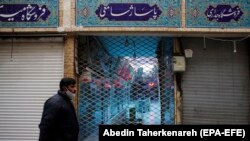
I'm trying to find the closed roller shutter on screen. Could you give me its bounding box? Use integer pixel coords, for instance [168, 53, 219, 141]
[182, 38, 250, 124]
[0, 38, 64, 141]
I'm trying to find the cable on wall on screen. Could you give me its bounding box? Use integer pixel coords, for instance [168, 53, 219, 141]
[203, 35, 206, 50]
[11, 37, 14, 61]
[203, 35, 250, 53]
[233, 41, 237, 53]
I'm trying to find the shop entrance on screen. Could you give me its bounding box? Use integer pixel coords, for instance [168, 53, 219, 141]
[77, 36, 174, 140]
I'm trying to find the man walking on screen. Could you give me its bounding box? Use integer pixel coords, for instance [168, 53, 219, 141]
[39, 77, 79, 141]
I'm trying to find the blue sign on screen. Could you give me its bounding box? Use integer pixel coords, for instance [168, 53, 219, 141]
[0, 0, 58, 28]
[76, 0, 181, 27]
[0, 4, 50, 22]
[186, 0, 250, 28]
[205, 5, 243, 22]
[95, 3, 162, 21]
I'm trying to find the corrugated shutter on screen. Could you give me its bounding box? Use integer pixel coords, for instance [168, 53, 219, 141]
[0, 38, 64, 141]
[182, 38, 250, 124]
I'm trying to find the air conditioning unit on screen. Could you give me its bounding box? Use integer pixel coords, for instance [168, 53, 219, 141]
[173, 56, 186, 72]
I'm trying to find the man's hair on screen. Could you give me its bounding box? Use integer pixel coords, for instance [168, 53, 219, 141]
[59, 77, 76, 91]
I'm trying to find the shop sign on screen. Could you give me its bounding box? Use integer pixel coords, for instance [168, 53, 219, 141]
[95, 3, 161, 21]
[76, 0, 181, 27]
[205, 5, 243, 22]
[0, 0, 58, 27]
[0, 4, 50, 22]
[186, 0, 250, 28]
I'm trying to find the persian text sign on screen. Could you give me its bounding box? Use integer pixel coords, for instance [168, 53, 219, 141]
[95, 3, 162, 21]
[76, 0, 181, 27]
[205, 5, 243, 22]
[0, 4, 50, 22]
[0, 0, 58, 27]
[186, 0, 250, 28]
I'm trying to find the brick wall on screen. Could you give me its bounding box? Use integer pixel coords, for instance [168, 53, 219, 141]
[64, 35, 75, 77]
[64, 35, 78, 108]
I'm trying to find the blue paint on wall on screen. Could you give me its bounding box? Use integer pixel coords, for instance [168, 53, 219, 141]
[186, 0, 250, 28]
[76, 0, 181, 27]
[0, 0, 58, 27]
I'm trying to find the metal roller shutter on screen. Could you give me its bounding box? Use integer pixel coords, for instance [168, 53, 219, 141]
[0, 38, 64, 141]
[182, 38, 250, 124]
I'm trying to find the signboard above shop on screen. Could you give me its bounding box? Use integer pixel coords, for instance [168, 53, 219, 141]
[95, 3, 162, 21]
[0, 0, 58, 27]
[0, 4, 51, 22]
[186, 0, 250, 28]
[76, 0, 181, 27]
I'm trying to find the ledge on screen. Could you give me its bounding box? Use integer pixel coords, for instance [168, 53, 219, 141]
[0, 27, 250, 37]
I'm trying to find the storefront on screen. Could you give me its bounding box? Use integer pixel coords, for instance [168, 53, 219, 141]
[77, 36, 175, 140]
[181, 37, 250, 124]
[0, 37, 64, 140]
[0, 0, 250, 141]
[0, 1, 67, 140]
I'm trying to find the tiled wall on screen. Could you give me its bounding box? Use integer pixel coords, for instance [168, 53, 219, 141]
[1, 0, 250, 31]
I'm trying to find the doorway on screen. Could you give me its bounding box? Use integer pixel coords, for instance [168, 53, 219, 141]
[77, 36, 174, 140]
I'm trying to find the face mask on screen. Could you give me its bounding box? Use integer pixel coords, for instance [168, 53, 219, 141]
[65, 88, 75, 100]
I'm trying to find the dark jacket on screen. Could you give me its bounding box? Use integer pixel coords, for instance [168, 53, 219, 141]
[39, 91, 79, 141]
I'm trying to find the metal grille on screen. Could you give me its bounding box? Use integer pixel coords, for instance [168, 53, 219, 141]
[77, 36, 174, 141]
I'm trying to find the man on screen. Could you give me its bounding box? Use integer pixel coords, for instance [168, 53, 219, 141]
[39, 77, 79, 141]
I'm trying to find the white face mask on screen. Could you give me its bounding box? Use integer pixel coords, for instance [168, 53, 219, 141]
[65, 88, 75, 100]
